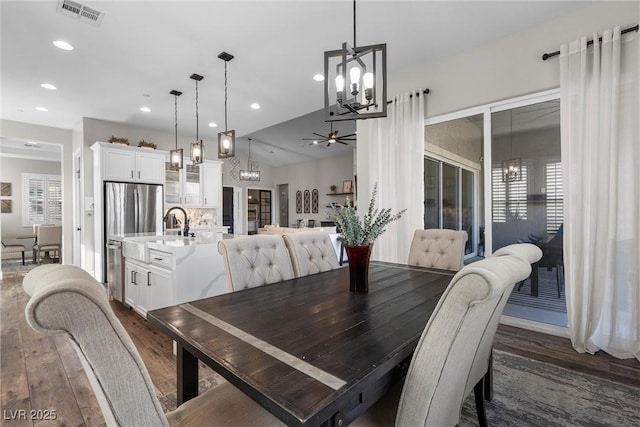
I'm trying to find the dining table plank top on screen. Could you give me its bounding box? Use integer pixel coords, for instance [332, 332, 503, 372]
[148, 261, 454, 426]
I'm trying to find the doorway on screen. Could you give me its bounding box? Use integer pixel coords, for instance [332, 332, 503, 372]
[247, 189, 272, 234]
[277, 184, 288, 228]
[222, 186, 234, 234]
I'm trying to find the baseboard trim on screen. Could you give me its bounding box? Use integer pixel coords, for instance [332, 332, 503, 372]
[500, 315, 570, 338]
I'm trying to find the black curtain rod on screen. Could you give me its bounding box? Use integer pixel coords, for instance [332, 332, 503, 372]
[387, 89, 430, 104]
[542, 24, 639, 61]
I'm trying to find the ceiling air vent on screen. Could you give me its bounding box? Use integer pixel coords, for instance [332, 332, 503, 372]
[57, 0, 104, 26]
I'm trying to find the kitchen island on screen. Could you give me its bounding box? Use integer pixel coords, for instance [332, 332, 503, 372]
[117, 229, 231, 318]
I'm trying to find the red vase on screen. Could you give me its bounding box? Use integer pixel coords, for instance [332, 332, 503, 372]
[345, 244, 373, 293]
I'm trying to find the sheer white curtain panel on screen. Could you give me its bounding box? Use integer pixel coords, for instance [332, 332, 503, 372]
[361, 91, 425, 263]
[560, 25, 639, 360]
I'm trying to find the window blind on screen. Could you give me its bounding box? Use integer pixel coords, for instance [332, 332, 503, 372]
[545, 162, 563, 233]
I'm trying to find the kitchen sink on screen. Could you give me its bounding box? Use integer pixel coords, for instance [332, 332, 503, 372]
[122, 235, 181, 262]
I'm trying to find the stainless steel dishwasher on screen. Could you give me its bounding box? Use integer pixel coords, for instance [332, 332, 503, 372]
[106, 239, 124, 303]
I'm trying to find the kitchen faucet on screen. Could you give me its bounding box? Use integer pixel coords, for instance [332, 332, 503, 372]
[163, 206, 190, 236]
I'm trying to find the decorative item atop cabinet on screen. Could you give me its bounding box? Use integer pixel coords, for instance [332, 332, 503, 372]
[137, 140, 157, 149]
[108, 136, 129, 146]
[330, 185, 337, 194]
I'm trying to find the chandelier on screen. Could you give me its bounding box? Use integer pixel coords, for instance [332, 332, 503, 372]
[168, 89, 183, 170]
[239, 138, 260, 181]
[324, 0, 387, 121]
[217, 51, 236, 159]
[190, 73, 204, 164]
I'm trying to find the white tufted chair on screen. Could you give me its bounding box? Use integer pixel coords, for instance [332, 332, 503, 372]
[407, 229, 468, 271]
[352, 252, 536, 427]
[217, 234, 295, 292]
[282, 230, 340, 278]
[23, 265, 285, 427]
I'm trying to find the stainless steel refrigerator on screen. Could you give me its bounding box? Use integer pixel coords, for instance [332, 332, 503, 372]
[104, 182, 163, 302]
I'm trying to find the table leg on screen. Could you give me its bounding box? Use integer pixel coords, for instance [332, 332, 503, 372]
[177, 343, 199, 405]
[530, 261, 539, 297]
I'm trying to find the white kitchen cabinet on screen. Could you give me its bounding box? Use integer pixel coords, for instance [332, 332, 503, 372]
[97, 143, 165, 184]
[202, 161, 222, 207]
[125, 258, 172, 317]
[165, 159, 222, 208]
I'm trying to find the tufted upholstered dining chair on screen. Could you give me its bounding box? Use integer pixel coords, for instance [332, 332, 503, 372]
[217, 234, 295, 292]
[407, 229, 468, 271]
[282, 230, 340, 278]
[23, 264, 285, 427]
[351, 250, 537, 427]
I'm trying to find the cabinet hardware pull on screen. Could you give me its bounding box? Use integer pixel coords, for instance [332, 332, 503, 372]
[147, 271, 152, 286]
[132, 271, 137, 285]
[205, 198, 207, 204]
[138, 171, 141, 179]
[131, 170, 134, 178]
[153, 257, 164, 261]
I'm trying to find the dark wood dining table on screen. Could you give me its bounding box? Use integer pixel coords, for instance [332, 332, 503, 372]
[148, 261, 454, 427]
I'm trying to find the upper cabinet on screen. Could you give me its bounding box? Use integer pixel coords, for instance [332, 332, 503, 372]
[201, 162, 221, 208]
[165, 160, 202, 206]
[165, 158, 222, 208]
[92, 142, 165, 184]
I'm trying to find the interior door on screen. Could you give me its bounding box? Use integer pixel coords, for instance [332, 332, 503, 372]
[222, 187, 234, 233]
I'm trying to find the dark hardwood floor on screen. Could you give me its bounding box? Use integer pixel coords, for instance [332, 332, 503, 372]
[1, 271, 638, 426]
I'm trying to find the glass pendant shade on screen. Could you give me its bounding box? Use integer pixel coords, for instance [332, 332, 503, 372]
[169, 148, 183, 171]
[218, 130, 235, 158]
[191, 140, 204, 164]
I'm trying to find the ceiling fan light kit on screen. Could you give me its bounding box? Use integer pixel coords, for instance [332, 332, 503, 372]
[218, 51, 236, 159]
[324, 0, 387, 122]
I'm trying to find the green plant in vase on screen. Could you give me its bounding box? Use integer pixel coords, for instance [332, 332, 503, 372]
[332, 183, 406, 293]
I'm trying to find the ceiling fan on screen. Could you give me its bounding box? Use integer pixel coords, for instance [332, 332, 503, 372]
[303, 122, 356, 147]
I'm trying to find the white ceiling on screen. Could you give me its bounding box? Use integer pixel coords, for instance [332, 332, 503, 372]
[1, 1, 588, 165]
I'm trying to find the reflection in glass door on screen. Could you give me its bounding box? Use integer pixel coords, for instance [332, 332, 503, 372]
[424, 157, 477, 257]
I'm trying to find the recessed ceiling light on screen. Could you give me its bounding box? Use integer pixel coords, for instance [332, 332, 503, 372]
[41, 83, 57, 90]
[313, 74, 325, 82]
[35, 106, 48, 112]
[53, 40, 74, 51]
[140, 106, 151, 113]
[208, 122, 218, 128]
[250, 103, 261, 110]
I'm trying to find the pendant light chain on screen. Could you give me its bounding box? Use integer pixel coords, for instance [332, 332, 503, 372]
[195, 80, 199, 141]
[224, 60, 228, 132]
[174, 94, 178, 149]
[353, 0, 357, 48]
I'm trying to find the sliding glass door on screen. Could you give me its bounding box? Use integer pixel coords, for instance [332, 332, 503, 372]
[424, 157, 478, 257]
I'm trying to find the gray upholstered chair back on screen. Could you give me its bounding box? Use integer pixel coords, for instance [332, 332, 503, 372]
[464, 243, 543, 399]
[407, 229, 468, 271]
[36, 224, 62, 246]
[282, 230, 340, 278]
[23, 265, 169, 427]
[217, 234, 295, 292]
[395, 254, 532, 426]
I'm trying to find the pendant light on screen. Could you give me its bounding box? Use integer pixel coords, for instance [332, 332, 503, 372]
[239, 138, 260, 181]
[502, 110, 522, 182]
[218, 51, 236, 159]
[169, 89, 183, 170]
[190, 73, 204, 164]
[324, 0, 387, 121]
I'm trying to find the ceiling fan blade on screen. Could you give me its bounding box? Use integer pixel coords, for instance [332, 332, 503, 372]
[337, 141, 349, 145]
[339, 133, 357, 138]
[326, 142, 332, 147]
[338, 138, 356, 141]
[312, 132, 327, 138]
[302, 138, 322, 141]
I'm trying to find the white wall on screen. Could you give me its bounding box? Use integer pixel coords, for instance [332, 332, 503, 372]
[273, 150, 354, 226]
[357, 1, 638, 261]
[0, 119, 73, 265]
